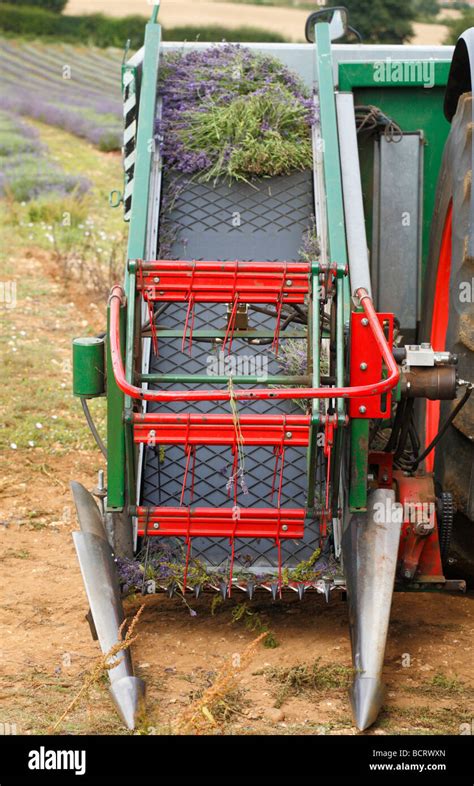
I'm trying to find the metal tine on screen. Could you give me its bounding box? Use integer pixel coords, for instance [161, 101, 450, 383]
[246, 581, 255, 600]
[298, 583, 306, 601]
[323, 578, 331, 604]
[219, 581, 228, 600]
[194, 584, 202, 599]
[271, 582, 279, 601]
[167, 582, 176, 598]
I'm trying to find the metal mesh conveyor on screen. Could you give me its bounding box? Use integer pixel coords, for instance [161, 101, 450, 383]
[139, 170, 321, 571]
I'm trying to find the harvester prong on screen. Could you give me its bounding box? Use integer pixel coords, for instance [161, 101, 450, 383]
[323, 578, 331, 604]
[194, 584, 202, 599]
[342, 488, 401, 731]
[297, 583, 305, 601]
[71, 482, 145, 731]
[271, 582, 279, 601]
[247, 581, 255, 600]
[167, 582, 176, 598]
[220, 581, 228, 600]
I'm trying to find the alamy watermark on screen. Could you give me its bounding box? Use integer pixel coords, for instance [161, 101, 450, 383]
[0, 280, 16, 309]
[206, 350, 269, 381]
[373, 58, 435, 89]
[374, 499, 435, 524]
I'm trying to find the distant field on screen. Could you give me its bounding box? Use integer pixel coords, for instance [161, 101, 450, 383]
[0, 39, 123, 151]
[66, 0, 451, 44]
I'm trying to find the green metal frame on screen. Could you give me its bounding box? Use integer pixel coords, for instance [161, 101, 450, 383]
[307, 23, 350, 510]
[107, 14, 162, 511]
[338, 60, 451, 286]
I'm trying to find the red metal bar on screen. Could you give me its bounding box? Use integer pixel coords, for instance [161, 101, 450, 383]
[133, 413, 310, 447]
[136, 506, 306, 538]
[137, 260, 309, 304]
[109, 285, 399, 402]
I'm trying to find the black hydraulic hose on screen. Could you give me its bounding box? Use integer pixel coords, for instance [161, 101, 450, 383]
[80, 398, 107, 459]
[411, 383, 473, 471]
[394, 399, 415, 463]
[384, 399, 406, 453]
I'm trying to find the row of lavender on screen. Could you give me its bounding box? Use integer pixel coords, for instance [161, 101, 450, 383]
[0, 38, 123, 202]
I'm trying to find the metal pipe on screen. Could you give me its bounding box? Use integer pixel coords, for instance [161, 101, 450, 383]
[336, 92, 372, 297]
[140, 374, 311, 385]
[109, 286, 398, 402]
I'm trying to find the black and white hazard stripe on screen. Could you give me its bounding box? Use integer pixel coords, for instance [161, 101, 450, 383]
[122, 67, 137, 222]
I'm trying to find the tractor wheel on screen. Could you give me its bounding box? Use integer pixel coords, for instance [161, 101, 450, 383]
[420, 92, 474, 581]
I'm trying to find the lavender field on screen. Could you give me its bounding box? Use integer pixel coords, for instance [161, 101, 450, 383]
[0, 109, 93, 202]
[0, 38, 123, 151]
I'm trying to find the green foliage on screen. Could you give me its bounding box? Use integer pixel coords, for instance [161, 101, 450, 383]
[412, 0, 440, 18]
[0, 4, 147, 49]
[0, 6, 288, 47]
[162, 25, 287, 43]
[177, 87, 312, 182]
[13, 0, 68, 12]
[444, 10, 474, 44]
[231, 602, 279, 648]
[341, 0, 415, 44]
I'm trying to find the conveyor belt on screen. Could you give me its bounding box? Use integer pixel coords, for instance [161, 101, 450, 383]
[140, 170, 321, 571]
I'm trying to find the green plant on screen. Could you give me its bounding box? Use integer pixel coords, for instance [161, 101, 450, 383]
[177, 88, 312, 183]
[340, 0, 415, 44]
[0, 5, 147, 49]
[444, 10, 474, 44]
[14, 0, 68, 12]
[162, 25, 287, 43]
[424, 673, 465, 694]
[231, 602, 279, 648]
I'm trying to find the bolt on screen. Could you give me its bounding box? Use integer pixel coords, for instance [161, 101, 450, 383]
[361, 318, 369, 326]
[149, 429, 156, 437]
[285, 279, 293, 286]
[382, 473, 388, 483]
[153, 522, 160, 530]
[285, 431, 292, 439]
[359, 405, 366, 414]
[359, 362, 368, 371]
[282, 524, 288, 532]
[153, 276, 160, 283]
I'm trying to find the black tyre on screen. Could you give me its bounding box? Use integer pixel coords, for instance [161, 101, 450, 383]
[420, 92, 474, 579]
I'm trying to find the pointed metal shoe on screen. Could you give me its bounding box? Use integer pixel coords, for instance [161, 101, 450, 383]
[297, 583, 305, 601]
[110, 676, 146, 731]
[247, 581, 255, 600]
[342, 488, 401, 731]
[71, 482, 146, 731]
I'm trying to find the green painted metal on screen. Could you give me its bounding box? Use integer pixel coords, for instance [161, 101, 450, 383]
[107, 303, 126, 511]
[349, 418, 369, 512]
[72, 337, 105, 398]
[146, 328, 314, 339]
[338, 60, 450, 92]
[315, 25, 349, 279]
[307, 23, 352, 507]
[125, 22, 161, 265]
[107, 17, 161, 509]
[140, 373, 311, 385]
[338, 60, 451, 287]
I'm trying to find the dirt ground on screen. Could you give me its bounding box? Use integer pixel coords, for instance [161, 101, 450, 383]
[66, 0, 452, 45]
[0, 245, 473, 736]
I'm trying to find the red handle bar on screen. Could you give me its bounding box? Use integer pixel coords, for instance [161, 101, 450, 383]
[109, 285, 399, 402]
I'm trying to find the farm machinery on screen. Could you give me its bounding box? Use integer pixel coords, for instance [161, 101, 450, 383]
[71, 7, 473, 731]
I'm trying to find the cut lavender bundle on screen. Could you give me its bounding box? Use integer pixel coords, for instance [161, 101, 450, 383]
[158, 45, 315, 182]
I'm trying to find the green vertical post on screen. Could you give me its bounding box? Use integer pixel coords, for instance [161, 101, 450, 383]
[106, 18, 161, 510]
[107, 301, 126, 510]
[349, 418, 369, 511]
